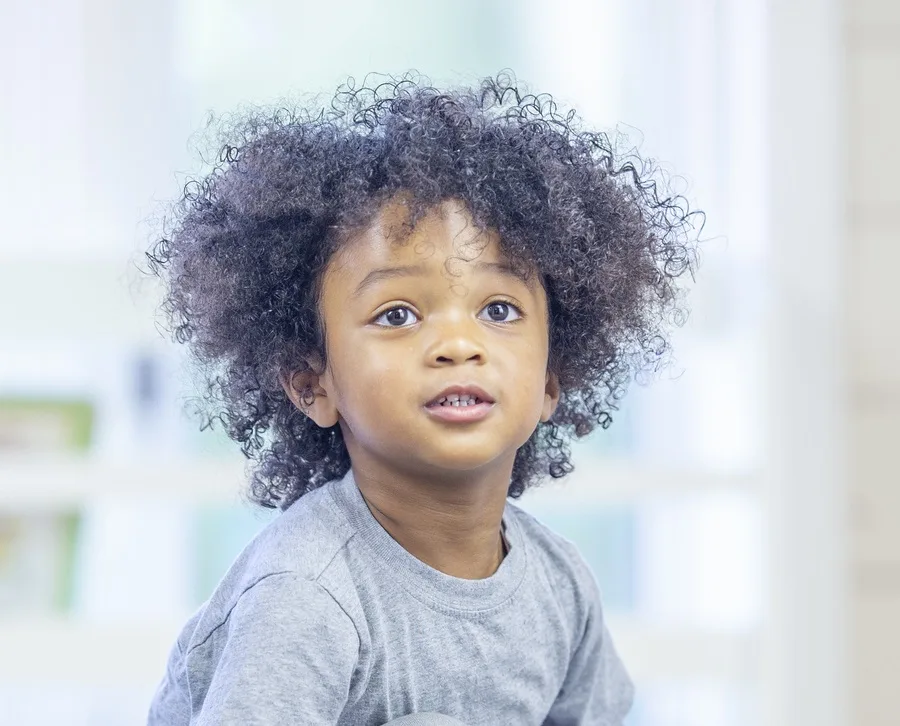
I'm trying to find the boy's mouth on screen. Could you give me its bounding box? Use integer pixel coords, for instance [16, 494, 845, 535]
[424, 385, 496, 423]
[424, 385, 495, 408]
[430, 393, 487, 407]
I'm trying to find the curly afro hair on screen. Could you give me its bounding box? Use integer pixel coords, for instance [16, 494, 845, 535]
[143, 70, 700, 511]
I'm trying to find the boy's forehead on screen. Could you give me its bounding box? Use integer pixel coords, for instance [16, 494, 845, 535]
[331, 198, 523, 279]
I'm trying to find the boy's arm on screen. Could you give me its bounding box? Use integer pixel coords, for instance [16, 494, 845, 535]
[192, 572, 359, 725]
[542, 568, 634, 725]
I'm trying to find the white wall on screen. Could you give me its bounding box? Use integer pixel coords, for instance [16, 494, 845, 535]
[845, 1, 900, 724]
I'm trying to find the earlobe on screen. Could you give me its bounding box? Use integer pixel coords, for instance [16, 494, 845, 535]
[540, 370, 561, 423]
[279, 366, 339, 428]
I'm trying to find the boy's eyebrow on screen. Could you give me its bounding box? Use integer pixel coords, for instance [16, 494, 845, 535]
[351, 261, 531, 299]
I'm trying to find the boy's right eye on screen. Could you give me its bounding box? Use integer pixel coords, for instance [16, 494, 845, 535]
[374, 306, 418, 328]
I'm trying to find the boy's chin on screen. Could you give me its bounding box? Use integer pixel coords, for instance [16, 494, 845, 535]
[407, 446, 518, 479]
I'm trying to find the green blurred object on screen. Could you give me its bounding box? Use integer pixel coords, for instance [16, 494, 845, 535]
[0, 397, 91, 614]
[0, 397, 94, 451]
[54, 512, 81, 611]
[0, 511, 81, 614]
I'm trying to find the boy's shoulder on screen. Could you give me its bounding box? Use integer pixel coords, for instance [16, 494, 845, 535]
[505, 499, 602, 613]
[195, 481, 353, 619]
[235, 480, 353, 585]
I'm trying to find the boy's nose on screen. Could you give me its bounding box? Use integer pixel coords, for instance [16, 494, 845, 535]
[430, 335, 486, 365]
[425, 318, 488, 366]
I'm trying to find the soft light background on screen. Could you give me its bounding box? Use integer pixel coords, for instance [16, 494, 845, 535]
[1, 0, 889, 724]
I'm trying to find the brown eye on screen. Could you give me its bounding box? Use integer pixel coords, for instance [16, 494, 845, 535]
[375, 306, 417, 328]
[480, 301, 522, 323]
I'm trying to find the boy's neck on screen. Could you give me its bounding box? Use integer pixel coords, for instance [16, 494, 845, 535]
[349, 459, 511, 580]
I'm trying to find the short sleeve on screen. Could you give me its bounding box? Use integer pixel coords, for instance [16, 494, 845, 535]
[542, 558, 634, 725]
[189, 572, 360, 725]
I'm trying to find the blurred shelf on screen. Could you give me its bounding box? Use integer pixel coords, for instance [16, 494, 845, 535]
[0, 614, 757, 685]
[0, 455, 756, 510]
[518, 459, 757, 507]
[0, 617, 183, 685]
[0, 259, 165, 345]
[0, 455, 249, 509]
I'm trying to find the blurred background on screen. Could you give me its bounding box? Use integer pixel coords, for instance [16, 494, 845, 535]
[0, 0, 890, 724]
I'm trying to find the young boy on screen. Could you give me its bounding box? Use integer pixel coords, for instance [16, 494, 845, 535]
[144, 71, 698, 725]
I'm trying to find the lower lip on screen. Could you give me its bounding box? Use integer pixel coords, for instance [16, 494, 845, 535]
[424, 401, 495, 422]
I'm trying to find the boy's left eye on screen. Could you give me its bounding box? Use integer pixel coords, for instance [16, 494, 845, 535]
[479, 302, 521, 323]
[373, 301, 523, 328]
[375, 307, 417, 328]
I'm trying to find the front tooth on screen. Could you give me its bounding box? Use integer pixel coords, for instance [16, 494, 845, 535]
[441, 393, 479, 407]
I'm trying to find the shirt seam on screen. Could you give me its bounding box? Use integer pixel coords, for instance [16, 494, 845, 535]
[312, 548, 369, 703]
[185, 569, 360, 656]
[186, 570, 295, 654]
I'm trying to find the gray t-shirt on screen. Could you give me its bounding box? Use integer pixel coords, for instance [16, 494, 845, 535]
[147, 469, 633, 725]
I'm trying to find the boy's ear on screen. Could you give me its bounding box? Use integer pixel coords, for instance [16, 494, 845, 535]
[279, 364, 339, 428]
[540, 369, 561, 423]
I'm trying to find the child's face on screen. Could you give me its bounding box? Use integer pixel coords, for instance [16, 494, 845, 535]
[290, 196, 560, 479]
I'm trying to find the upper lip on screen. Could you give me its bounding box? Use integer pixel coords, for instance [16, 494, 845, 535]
[425, 384, 495, 406]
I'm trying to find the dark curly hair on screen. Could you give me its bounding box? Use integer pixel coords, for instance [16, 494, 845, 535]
[142, 70, 701, 511]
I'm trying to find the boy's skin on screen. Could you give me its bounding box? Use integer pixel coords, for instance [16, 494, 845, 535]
[281, 196, 561, 581]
